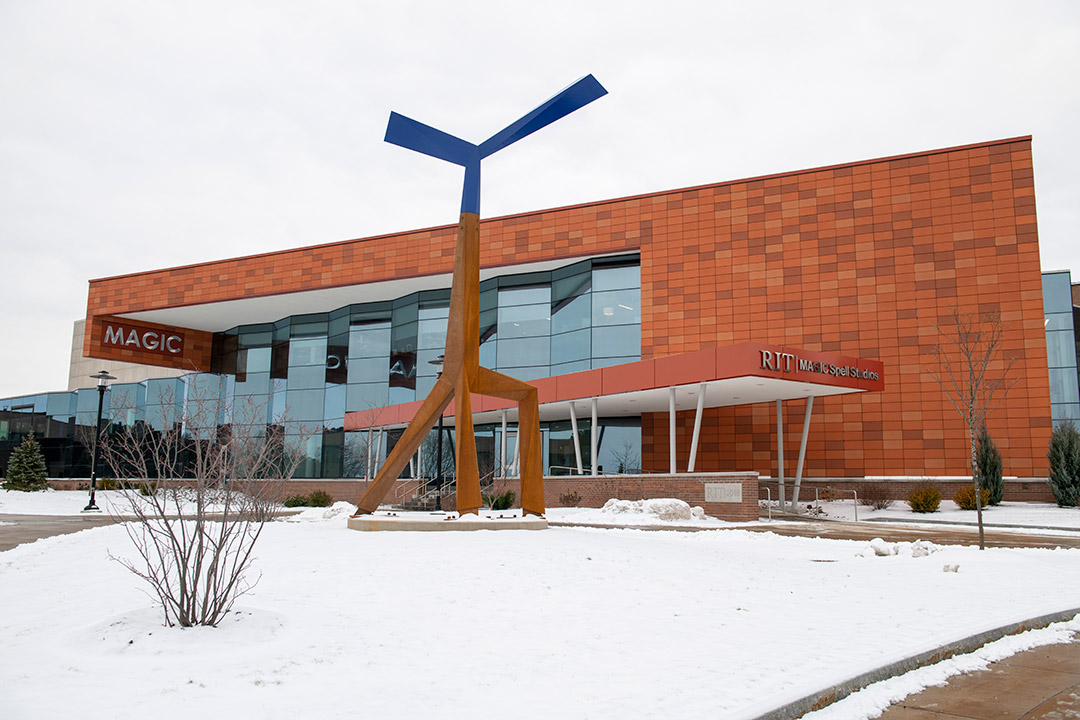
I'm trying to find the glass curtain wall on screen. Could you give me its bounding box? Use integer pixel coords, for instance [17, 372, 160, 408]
[1043, 271, 1080, 425]
[0, 255, 640, 479]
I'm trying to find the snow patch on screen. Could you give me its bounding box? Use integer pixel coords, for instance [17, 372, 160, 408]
[600, 497, 706, 521]
[285, 501, 357, 522]
[865, 538, 941, 558]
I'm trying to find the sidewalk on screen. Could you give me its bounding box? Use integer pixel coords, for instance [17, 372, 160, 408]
[876, 638, 1080, 719]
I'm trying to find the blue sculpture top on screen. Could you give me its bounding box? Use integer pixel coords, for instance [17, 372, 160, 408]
[384, 75, 608, 215]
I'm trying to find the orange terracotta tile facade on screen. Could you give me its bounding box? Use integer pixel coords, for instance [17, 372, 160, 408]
[84, 136, 1051, 480]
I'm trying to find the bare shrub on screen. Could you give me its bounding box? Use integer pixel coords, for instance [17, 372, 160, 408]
[103, 378, 310, 627]
[559, 490, 583, 507]
[856, 483, 894, 510]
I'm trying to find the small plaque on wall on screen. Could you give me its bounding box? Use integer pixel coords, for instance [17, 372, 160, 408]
[705, 483, 742, 503]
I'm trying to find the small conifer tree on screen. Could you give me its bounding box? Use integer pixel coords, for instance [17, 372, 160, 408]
[975, 424, 1003, 505]
[1047, 420, 1080, 507]
[3, 432, 49, 491]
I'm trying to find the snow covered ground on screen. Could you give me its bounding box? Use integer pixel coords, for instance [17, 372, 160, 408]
[1, 491, 1078, 719]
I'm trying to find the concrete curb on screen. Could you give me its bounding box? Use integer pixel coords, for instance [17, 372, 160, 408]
[748, 607, 1080, 720]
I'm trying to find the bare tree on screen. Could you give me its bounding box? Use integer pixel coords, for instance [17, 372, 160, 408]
[102, 378, 310, 627]
[610, 440, 640, 474]
[927, 309, 1018, 549]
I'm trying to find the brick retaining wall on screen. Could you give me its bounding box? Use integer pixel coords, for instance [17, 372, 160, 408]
[47, 474, 1058, 516]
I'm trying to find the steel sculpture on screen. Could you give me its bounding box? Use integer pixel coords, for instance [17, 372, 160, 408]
[353, 75, 607, 517]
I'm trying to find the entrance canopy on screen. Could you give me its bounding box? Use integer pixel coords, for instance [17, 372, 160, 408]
[345, 342, 884, 430]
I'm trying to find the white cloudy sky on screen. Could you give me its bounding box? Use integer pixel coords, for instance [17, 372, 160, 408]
[1, 0, 1078, 400]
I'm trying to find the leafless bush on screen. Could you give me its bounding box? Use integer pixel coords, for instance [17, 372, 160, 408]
[103, 379, 310, 627]
[856, 483, 894, 511]
[558, 490, 583, 507]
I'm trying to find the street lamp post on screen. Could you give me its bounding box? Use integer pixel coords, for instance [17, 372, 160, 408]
[82, 370, 116, 512]
[429, 355, 445, 512]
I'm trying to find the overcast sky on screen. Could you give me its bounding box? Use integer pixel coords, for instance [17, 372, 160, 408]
[1, 0, 1078, 399]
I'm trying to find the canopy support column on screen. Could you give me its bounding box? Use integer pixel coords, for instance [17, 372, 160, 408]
[776, 400, 786, 512]
[669, 387, 677, 474]
[569, 402, 584, 475]
[590, 398, 598, 476]
[687, 383, 706, 473]
[791, 396, 815, 510]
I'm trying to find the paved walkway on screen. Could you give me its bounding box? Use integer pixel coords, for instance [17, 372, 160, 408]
[0, 513, 115, 551]
[740, 518, 1080, 550]
[877, 638, 1080, 719]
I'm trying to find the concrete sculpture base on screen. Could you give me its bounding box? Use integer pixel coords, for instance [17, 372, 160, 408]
[347, 512, 548, 532]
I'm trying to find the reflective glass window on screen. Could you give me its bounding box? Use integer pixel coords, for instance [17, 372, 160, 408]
[499, 286, 549, 307]
[418, 317, 448, 350]
[596, 421, 641, 474]
[551, 329, 590, 365]
[231, 395, 273, 427]
[1053, 403, 1080, 423]
[234, 371, 271, 396]
[388, 384, 415, 405]
[479, 341, 496, 369]
[321, 430, 344, 477]
[551, 360, 591, 376]
[592, 356, 636, 370]
[1049, 368, 1080, 406]
[1042, 272, 1073, 313]
[347, 383, 389, 412]
[592, 325, 640, 359]
[497, 337, 549, 368]
[323, 384, 346, 425]
[498, 303, 550, 338]
[416, 348, 447, 378]
[45, 393, 75, 418]
[145, 378, 184, 406]
[502, 366, 548, 382]
[239, 330, 274, 348]
[552, 293, 590, 334]
[592, 288, 640, 326]
[348, 357, 389, 384]
[349, 323, 391, 359]
[284, 389, 326, 424]
[240, 347, 271, 374]
[288, 365, 326, 390]
[286, 432, 322, 479]
[289, 338, 327, 367]
[1047, 331, 1078, 368]
[592, 264, 639, 292]
[1046, 313, 1074, 332]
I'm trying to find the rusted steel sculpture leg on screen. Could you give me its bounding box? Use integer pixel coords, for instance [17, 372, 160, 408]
[475, 367, 544, 516]
[353, 378, 454, 515]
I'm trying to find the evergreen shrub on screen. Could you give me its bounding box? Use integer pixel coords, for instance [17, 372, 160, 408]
[1048, 420, 1080, 507]
[283, 490, 334, 508]
[306, 490, 333, 507]
[3, 433, 49, 491]
[487, 490, 516, 510]
[975, 424, 1004, 505]
[953, 485, 989, 511]
[907, 485, 941, 513]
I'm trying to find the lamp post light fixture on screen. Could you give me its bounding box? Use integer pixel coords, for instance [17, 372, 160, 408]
[82, 370, 116, 512]
[429, 354, 446, 512]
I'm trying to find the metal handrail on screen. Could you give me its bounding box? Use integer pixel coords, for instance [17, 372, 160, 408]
[759, 486, 772, 522]
[812, 487, 859, 522]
